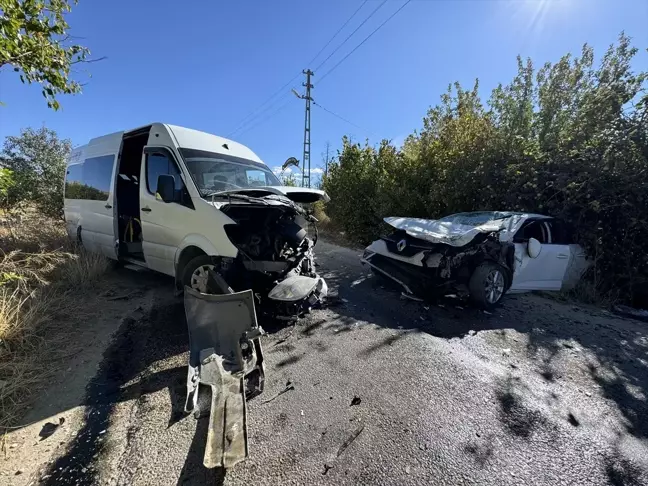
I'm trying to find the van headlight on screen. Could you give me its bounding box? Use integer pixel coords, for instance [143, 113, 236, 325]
[268, 275, 320, 302]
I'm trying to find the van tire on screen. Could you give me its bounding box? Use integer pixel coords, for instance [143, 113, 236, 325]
[181, 255, 219, 294]
[469, 262, 508, 308]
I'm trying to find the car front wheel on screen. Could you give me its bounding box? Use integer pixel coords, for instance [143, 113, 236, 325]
[469, 263, 508, 308]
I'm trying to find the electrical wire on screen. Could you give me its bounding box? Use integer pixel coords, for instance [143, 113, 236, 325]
[235, 96, 295, 138]
[307, 0, 369, 67]
[229, 0, 371, 138]
[313, 0, 388, 73]
[318, 0, 412, 84]
[313, 101, 371, 135]
[227, 72, 302, 137]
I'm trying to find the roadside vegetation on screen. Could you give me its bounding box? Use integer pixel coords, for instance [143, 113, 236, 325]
[322, 33, 648, 307]
[0, 126, 110, 429]
[0, 211, 109, 429]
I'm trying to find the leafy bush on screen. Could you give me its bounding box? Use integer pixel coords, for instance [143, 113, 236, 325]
[0, 127, 70, 218]
[323, 33, 648, 306]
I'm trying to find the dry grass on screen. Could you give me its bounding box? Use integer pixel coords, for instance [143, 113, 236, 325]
[0, 211, 110, 428]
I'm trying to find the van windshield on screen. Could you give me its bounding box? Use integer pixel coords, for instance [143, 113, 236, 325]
[179, 148, 281, 195]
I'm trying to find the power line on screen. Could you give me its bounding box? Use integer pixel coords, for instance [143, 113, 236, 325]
[319, 0, 412, 84]
[307, 0, 369, 67]
[227, 72, 301, 137]
[228, 0, 372, 138]
[313, 101, 374, 137]
[313, 0, 388, 73]
[235, 96, 295, 138]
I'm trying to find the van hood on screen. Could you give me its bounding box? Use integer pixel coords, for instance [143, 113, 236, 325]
[212, 186, 329, 204]
[384, 217, 507, 247]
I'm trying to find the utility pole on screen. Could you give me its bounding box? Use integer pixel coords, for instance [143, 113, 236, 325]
[292, 69, 314, 187]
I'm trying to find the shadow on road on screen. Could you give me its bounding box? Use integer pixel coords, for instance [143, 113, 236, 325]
[40, 275, 232, 485]
[319, 261, 648, 449]
[176, 416, 226, 486]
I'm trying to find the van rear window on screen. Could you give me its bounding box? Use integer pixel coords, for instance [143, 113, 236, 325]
[65, 155, 115, 200]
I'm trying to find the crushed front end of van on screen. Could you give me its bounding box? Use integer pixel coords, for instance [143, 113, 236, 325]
[196, 188, 329, 320]
[182, 188, 328, 468]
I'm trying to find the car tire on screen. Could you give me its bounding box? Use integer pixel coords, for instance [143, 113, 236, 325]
[469, 262, 508, 308]
[181, 255, 220, 294]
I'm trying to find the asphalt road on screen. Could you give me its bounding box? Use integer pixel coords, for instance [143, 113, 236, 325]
[41, 240, 648, 485]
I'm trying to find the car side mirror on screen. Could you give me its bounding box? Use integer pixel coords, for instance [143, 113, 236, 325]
[156, 174, 178, 203]
[527, 237, 542, 259]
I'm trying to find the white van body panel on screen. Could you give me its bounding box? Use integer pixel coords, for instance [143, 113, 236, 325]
[166, 124, 263, 163]
[64, 123, 327, 284]
[65, 131, 123, 259]
[136, 124, 242, 276]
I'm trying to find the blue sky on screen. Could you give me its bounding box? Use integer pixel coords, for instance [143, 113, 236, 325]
[1, 0, 647, 181]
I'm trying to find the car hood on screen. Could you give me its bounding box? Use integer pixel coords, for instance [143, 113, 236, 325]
[212, 186, 329, 203]
[384, 217, 506, 247]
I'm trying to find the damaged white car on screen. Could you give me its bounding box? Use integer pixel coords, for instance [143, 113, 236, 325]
[362, 212, 589, 307]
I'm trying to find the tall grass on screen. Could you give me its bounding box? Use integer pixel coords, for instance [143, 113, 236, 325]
[0, 211, 109, 428]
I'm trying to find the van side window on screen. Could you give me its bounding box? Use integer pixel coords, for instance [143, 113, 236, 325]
[146, 152, 185, 195]
[83, 155, 114, 200]
[65, 155, 114, 201]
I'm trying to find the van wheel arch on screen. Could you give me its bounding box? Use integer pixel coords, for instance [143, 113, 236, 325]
[176, 246, 207, 284]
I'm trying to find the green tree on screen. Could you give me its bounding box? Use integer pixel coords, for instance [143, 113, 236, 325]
[0, 0, 94, 110]
[0, 168, 15, 208]
[279, 171, 299, 187]
[0, 126, 71, 218]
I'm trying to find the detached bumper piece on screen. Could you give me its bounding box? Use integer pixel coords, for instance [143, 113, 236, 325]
[184, 284, 265, 469]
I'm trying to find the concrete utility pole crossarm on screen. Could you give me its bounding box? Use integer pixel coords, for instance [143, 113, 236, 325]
[292, 69, 314, 188]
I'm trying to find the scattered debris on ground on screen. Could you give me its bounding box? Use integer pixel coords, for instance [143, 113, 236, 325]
[38, 417, 64, 441]
[337, 424, 365, 457]
[261, 381, 295, 404]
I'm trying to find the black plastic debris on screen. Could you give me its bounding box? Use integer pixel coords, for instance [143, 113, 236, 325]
[350, 396, 362, 406]
[39, 417, 65, 440]
[337, 424, 365, 457]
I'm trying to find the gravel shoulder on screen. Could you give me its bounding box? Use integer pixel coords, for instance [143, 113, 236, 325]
[3, 239, 647, 485]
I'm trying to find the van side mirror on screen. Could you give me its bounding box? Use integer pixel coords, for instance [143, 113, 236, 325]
[157, 174, 178, 203]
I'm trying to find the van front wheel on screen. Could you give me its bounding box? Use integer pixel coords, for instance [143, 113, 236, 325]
[181, 255, 219, 294]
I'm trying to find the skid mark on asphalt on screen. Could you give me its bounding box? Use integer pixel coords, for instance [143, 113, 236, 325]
[41, 315, 142, 485]
[41, 299, 186, 485]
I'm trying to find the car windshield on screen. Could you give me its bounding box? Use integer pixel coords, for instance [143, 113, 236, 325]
[179, 148, 281, 195]
[436, 211, 515, 227]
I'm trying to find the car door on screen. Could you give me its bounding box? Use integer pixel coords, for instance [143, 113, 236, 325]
[509, 219, 571, 291]
[139, 147, 194, 276]
[549, 219, 590, 290]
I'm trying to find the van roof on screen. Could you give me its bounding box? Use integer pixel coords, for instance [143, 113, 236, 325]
[165, 124, 263, 164]
[74, 124, 265, 166]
